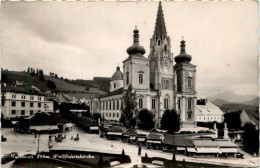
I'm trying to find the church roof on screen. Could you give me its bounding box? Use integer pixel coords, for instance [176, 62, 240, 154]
[154, 2, 167, 37]
[111, 66, 123, 81]
[196, 100, 224, 116]
[99, 87, 123, 99]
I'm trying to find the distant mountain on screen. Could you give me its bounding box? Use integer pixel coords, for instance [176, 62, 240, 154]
[207, 91, 258, 104]
[242, 97, 259, 106]
[220, 103, 258, 112]
[211, 99, 230, 107]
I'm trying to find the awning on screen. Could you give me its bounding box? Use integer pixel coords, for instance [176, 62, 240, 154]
[187, 148, 196, 153]
[196, 148, 221, 154]
[220, 148, 238, 153]
[30, 125, 59, 131]
[177, 147, 186, 151]
[107, 132, 122, 136]
[11, 121, 19, 125]
[64, 123, 73, 128]
[146, 140, 161, 144]
[137, 138, 146, 142]
[130, 136, 136, 140]
[90, 126, 99, 130]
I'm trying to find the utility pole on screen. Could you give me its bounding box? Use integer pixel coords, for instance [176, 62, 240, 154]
[37, 132, 40, 154]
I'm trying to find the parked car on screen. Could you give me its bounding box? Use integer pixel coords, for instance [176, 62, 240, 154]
[1, 135, 7, 142]
[1, 152, 19, 164]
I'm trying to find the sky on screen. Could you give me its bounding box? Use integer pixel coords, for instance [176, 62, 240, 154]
[1, 1, 258, 98]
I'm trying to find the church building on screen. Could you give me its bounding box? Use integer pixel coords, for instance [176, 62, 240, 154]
[89, 2, 197, 128]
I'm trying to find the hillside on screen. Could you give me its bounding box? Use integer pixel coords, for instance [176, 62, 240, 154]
[220, 103, 258, 112]
[1, 70, 107, 99]
[207, 91, 258, 104]
[242, 97, 259, 106]
[211, 99, 229, 107]
[2, 70, 50, 91]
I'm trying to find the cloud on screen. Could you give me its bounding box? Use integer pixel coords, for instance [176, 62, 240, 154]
[1, 1, 258, 97]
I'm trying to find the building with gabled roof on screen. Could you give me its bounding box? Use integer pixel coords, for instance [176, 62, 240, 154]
[195, 99, 224, 123]
[240, 109, 259, 129]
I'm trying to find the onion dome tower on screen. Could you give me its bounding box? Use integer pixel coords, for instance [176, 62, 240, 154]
[110, 66, 123, 92]
[174, 38, 197, 128]
[174, 38, 192, 63]
[123, 26, 149, 92]
[126, 27, 146, 56]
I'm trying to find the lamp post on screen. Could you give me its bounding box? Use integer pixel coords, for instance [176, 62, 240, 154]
[35, 132, 40, 154]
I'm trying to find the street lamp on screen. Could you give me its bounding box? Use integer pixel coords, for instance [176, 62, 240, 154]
[35, 132, 40, 155]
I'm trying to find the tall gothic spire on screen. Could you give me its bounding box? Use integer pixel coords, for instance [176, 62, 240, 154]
[154, 1, 167, 37]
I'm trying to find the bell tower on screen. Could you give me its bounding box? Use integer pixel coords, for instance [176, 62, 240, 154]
[123, 27, 149, 91]
[174, 38, 197, 128]
[149, 2, 174, 128]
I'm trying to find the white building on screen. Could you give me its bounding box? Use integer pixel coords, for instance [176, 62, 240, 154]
[195, 99, 224, 123]
[240, 110, 259, 129]
[88, 2, 198, 128]
[1, 86, 54, 119]
[88, 2, 228, 128]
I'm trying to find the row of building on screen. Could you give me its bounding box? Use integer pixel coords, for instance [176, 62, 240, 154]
[102, 125, 239, 157]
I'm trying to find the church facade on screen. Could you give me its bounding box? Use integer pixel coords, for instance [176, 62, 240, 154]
[89, 2, 197, 128]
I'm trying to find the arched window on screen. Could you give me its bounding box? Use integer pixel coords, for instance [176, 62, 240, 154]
[188, 99, 192, 110]
[164, 95, 170, 110]
[158, 40, 161, 46]
[126, 72, 129, 85]
[117, 100, 120, 110]
[178, 99, 181, 110]
[165, 80, 169, 90]
[164, 44, 167, 51]
[113, 100, 115, 110]
[114, 83, 116, 88]
[188, 78, 192, 88]
[138, 97, 143, 109]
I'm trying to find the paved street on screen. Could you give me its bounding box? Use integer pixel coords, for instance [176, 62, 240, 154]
[1, 127, 259, 167]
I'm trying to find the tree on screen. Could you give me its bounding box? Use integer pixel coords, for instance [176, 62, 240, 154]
[93, 113, 101, 122]
[36, 69, 39, 77]
[137, 109, 154, 130]
[224, 111, 241, 130]
[55, 74, 58, 78]
[46, 80, 56, 90]
[120, 84, 137, 128]
[1, 74, 8, 83]
[30, 68, 35, 76]
[242, 123, 259, 154]
[39, 69, 44, 81]
[161, 109, 180, 133]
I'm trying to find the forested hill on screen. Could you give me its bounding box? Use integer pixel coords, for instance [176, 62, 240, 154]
[1, 70, 109, 98]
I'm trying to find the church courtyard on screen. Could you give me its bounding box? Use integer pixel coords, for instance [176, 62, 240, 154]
[1, 126, 258, 168]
